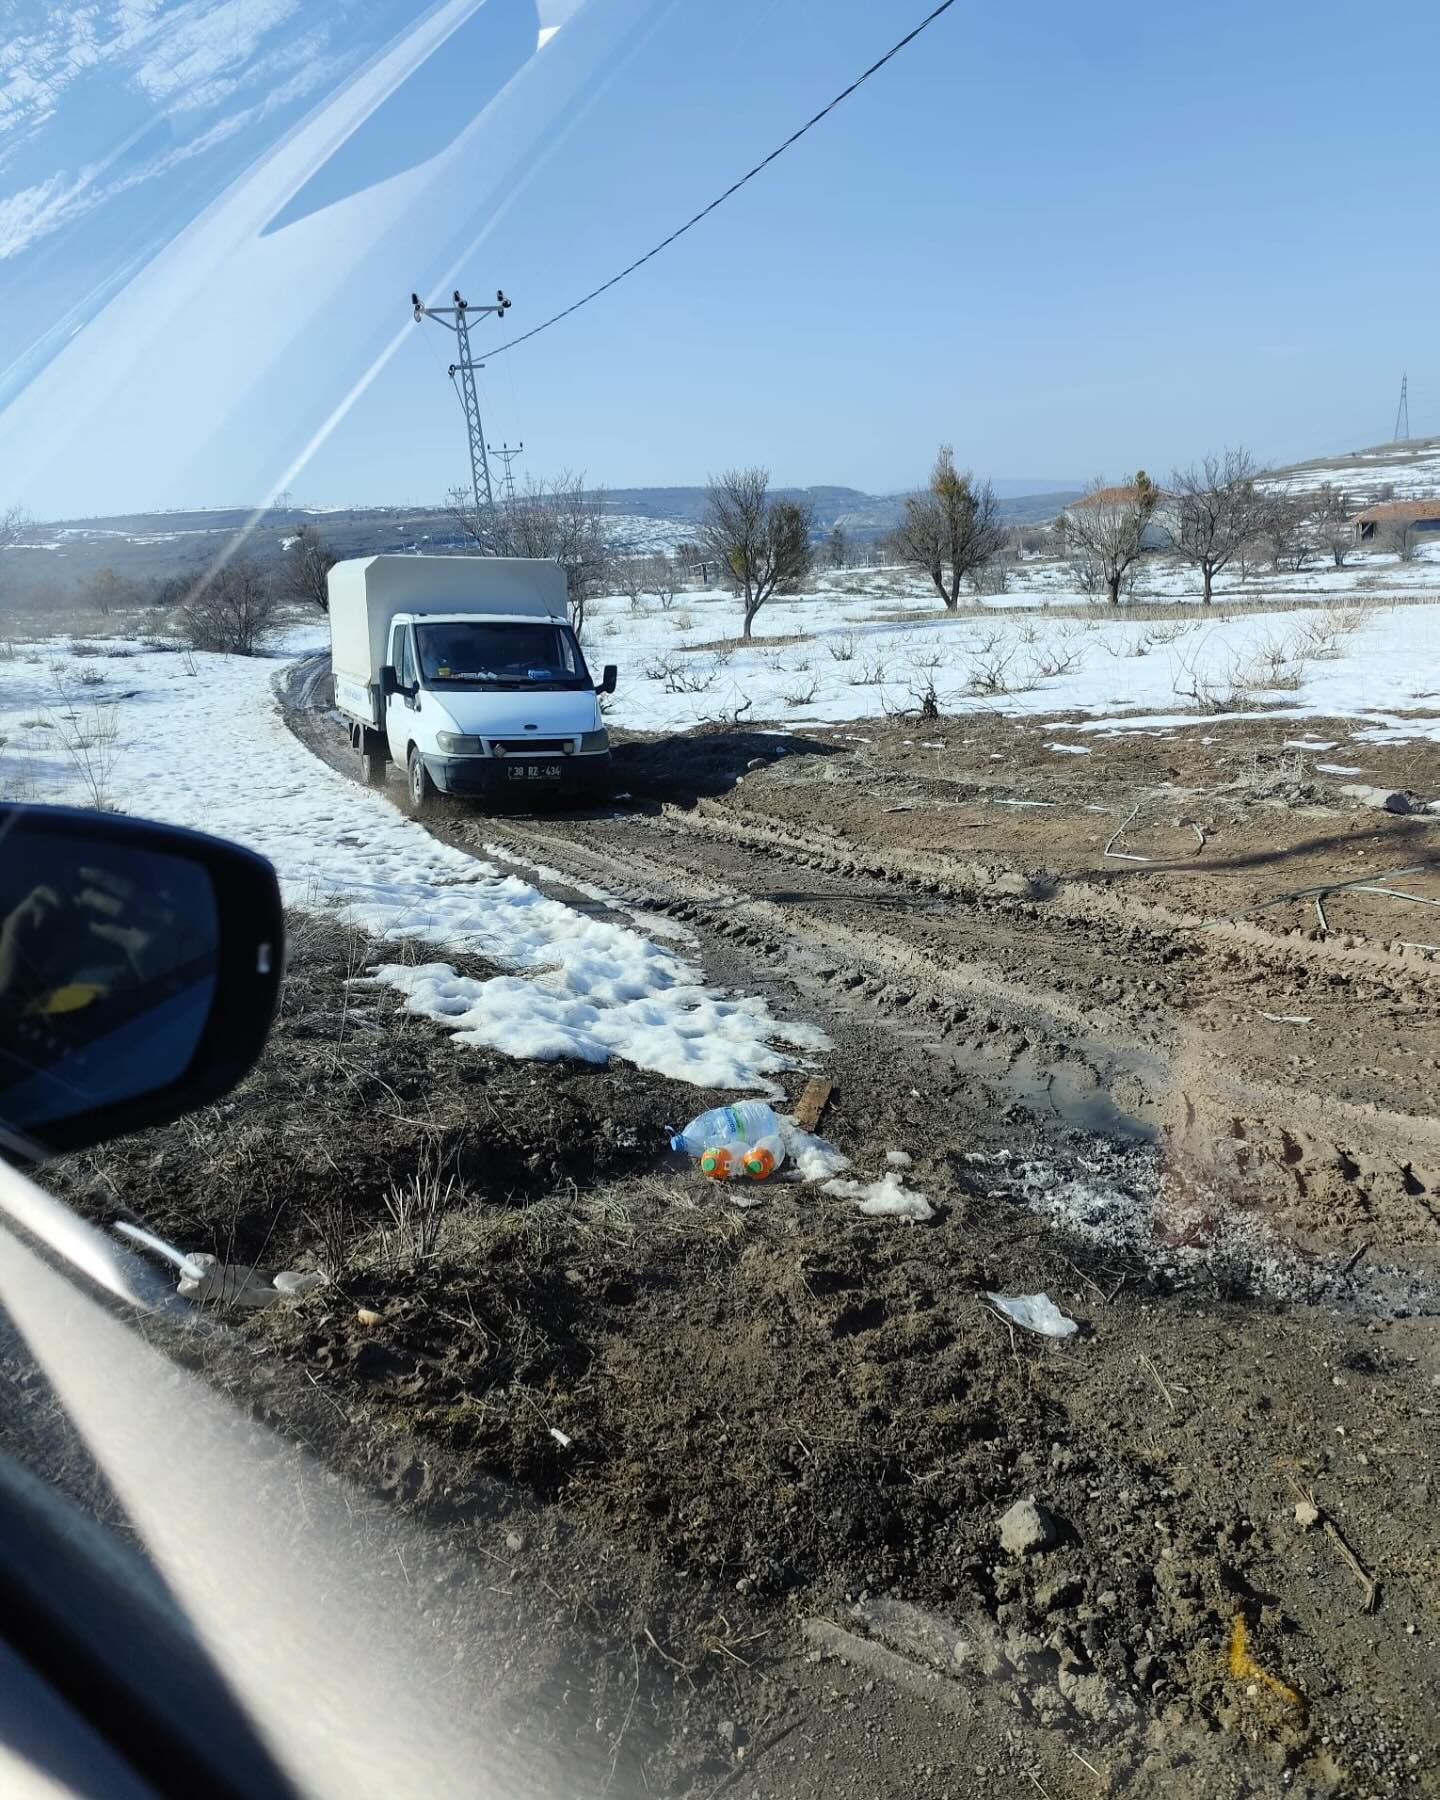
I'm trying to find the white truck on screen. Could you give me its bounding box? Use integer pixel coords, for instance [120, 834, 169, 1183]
[327, 555, 616, 810]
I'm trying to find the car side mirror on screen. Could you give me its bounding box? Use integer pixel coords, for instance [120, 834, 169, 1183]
[597, 664, 618, 695]
[379, 664, 399, 697]
[0, 806, 283, 1167]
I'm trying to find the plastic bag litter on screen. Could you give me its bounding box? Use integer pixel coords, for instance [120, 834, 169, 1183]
[176, 1255, 324, 1309]
[113, 1221, 323, 1309]
[984, 1292, 1078, 1338]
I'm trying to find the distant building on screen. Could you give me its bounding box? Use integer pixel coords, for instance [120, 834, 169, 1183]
[1352, 497, 1440, 542]
[1063, 483, 1174, 549]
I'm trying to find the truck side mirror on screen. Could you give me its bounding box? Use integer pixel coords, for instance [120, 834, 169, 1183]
[597, 664, 617, 695]
[379, 665, 398, 697]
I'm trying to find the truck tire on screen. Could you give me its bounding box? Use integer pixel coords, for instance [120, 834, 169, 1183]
[407, 745, 436, 813]
[360, 737, 387, 789]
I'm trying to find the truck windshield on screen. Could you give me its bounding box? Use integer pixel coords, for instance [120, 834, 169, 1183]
[414, 621, 588, 689]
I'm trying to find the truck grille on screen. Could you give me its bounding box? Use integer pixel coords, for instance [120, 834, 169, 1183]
[490, 738, 569, 755]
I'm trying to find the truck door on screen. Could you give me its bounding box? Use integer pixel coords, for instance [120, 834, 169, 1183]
[385, 622, 418, 764]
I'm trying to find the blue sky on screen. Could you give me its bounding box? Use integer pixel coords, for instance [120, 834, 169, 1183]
[2, 0, 1439, 517]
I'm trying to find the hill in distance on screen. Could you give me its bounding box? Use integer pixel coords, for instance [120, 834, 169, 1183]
[1261, 434, 1440, 503]
[601, 482, 1083, 535]
[5, 479, 1085, 598]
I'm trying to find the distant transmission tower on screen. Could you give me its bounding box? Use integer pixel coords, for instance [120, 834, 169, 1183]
[411, 287, 511, 520]
[1394, 372, 1410, 443]
[487, 440, 524, 508]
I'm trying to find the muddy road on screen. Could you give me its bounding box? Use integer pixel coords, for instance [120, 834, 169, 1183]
[288, 653, 1440, 1282]
[59, 657, 1440, 1799]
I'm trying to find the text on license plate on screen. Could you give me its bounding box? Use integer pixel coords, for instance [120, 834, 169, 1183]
[506, 763, 562, 782]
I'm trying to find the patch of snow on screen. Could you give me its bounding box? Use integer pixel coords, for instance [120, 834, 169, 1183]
[1046, 742, 1091, 755]
[1284, 738, 1337, 751]
[593, 572, 1440, 742]
[822, 1171, 934, 1222]
[780, 1122, 849, 1182]
[1315, 762, 1363, 776]
[884, 1148, 912, 1168]
[0, 632, 824, 1093]
[369, 958, 819, 1090]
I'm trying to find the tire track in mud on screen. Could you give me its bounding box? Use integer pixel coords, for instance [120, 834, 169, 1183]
[280, 653, 1157, 1147]
[278, 656, 1440, 1294]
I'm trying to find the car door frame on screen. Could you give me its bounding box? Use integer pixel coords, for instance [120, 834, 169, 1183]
[384, 621, 420, 765]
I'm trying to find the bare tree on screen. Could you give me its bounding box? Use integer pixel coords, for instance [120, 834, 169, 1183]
[1385, 517, 1418, 563]
[180, 560, 279, 655]
[1253, 489, 1309, 571]
[616, 557, 646, 607]
[0, 506, 31, 612]
[702, 467, 815, 639]
[1168, 448, 1259, 604]
[89, 565, 134, 617]
[1309, 486, 1352, 568]
[0, 505, 29, 553]
[828, 525, 849, 570]
[1061, 473, 1160, 606]
[453, 473, 612, 637]
[283, 522, 337, 612]
[643, 555, 678, 609]
[892, 447, 1005, 610]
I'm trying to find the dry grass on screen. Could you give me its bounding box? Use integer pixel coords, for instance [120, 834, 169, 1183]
[379, 1144, 459, 1270]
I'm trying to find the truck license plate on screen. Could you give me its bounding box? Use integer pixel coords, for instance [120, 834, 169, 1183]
[507, 763, 562, 782]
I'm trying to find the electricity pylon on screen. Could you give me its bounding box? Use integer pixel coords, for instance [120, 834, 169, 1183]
[411, 288, 511, 521]
[487, 440, 524, 508]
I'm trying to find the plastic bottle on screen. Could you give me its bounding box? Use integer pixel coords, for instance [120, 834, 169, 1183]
[670, 1101, 786, 1180]
[740, 1136, 783, 1181]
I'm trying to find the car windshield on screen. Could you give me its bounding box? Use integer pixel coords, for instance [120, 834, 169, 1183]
[415, 620, 585, 687]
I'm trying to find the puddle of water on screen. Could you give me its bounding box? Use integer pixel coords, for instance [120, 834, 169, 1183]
[923, 1036, 1160, 1145]
[1004, 1049, 1159, 1145]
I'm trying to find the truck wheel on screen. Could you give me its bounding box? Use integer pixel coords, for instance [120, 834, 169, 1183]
[407, 746, 435, 813]
[360, 736, 387, 789]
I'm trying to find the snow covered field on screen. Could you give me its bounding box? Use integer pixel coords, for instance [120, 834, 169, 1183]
[0, 631, 826, 1091]
[592, 548, 1440, 740]
[1262, 436, 1440, 501]
[5, 540, 1440, 1093]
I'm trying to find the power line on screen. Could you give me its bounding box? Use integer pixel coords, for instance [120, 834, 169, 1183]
[485, 0, 959, 360]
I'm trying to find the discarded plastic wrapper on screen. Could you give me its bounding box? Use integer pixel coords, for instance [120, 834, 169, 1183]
[984, 1291, 1078, 1338]
[176, 1255, 326, 1309]
[113, 1223, 325, 1309]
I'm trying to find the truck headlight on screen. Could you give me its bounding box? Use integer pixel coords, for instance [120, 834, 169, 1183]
[578, 730, 610, 754]
[435, 732, 483, 754]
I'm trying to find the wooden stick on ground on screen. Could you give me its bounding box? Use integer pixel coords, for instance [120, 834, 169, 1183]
[1104, 803, 1152, 863]
[1138, 1352, 1175, 1410]
[1196, 861, 1436, 931]
[1323, 1518, 1379, 1613]
[792, 1076, 834, 1134]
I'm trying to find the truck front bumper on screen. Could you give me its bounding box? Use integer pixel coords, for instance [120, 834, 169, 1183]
[425, 751, 613, 799]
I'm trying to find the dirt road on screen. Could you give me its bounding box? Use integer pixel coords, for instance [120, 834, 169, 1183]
[289, 653, 1440, 1279]
[64, 660, 1440, 1797]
